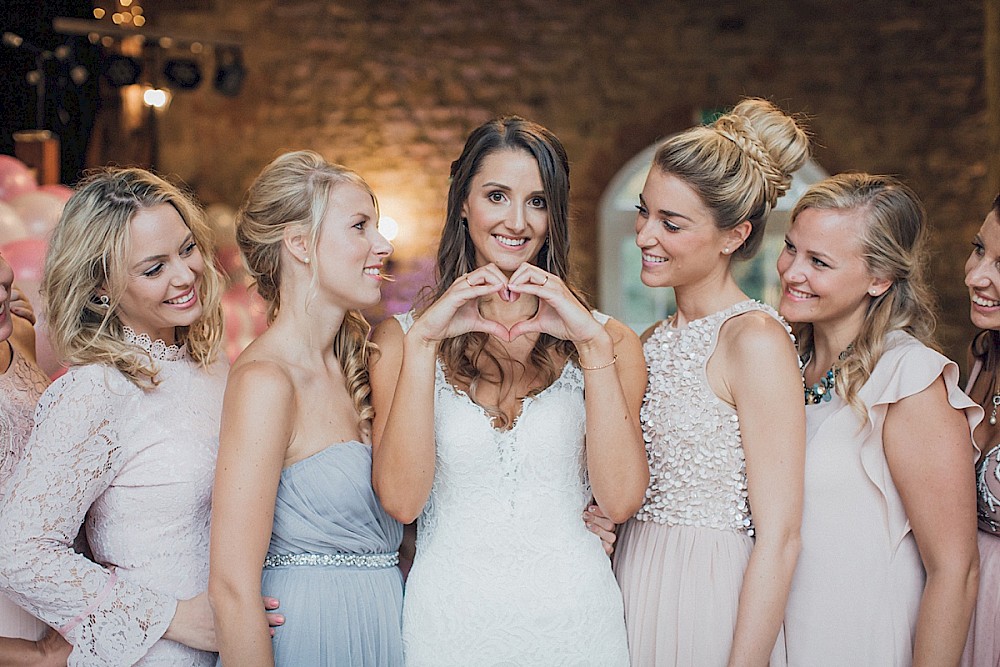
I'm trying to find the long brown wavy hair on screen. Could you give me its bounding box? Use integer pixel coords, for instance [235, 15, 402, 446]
[42, 167, 224, 388]
[423, 115, 590, 428]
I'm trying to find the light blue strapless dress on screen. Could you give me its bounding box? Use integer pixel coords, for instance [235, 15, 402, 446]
[256, 441, 403, 666]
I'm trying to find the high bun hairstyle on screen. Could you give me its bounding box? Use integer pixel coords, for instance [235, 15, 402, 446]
[654, 98, 810, 260]
[790, 173, 937, 418]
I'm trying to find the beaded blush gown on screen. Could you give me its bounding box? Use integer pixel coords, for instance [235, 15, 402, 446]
[613, 300, 788, 666]
[395, 311, 630, 667]
[0, 340, 50, 641]
[0, 329, 227, 666]
[961, 358, 1000, 667]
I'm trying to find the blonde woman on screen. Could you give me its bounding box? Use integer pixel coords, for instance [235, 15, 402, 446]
[371, 116, 647, 665]
[0, 168, 267, 665]
[208, 151, 400, 667]
[778, 174, 979, 665]
[610, 99, 810, 666]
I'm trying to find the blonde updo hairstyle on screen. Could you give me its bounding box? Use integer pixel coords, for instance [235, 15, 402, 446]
[42, 167, 224, 388]
[654, 98, 811, 259]
[236, 149, 378, 425]
[791, 173, 937, 418]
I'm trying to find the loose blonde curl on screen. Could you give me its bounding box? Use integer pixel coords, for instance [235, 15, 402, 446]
[790, 173, 937, 419]
[236, 150, 378, 425]
[42, 167, 224, 388]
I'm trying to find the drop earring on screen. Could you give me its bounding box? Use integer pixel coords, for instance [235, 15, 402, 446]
[97, 294, 110, 307]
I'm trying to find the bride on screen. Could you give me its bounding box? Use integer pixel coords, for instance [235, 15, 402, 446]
[370, 115, 648, 665]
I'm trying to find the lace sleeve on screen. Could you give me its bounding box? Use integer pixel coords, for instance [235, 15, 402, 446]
[0, 366, 177, 665]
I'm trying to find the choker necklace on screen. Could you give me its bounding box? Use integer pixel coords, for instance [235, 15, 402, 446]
[802, 345, 853, 405]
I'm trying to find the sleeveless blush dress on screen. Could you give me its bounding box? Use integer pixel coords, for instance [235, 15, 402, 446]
[613, 300, 789, 666]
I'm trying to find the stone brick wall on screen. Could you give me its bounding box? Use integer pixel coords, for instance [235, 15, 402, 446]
[126, 0, 992, 365]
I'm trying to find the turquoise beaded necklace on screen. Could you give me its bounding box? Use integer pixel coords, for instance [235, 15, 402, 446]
[802, 345, 852, 405]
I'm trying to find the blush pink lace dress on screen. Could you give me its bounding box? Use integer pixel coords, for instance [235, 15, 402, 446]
[0, 341, 50, 641]
[0, 330, 228, 666]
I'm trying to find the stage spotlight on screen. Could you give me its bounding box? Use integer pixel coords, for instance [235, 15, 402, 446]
[164, 59, 202, 90]
[213, 46, 245, 97]
[102, 54, 141, 87]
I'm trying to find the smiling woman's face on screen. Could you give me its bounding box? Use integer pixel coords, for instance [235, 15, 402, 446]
[462, 149, 549, 275]
[112, 203, 205, 343]
[965, 210, 1000, 332]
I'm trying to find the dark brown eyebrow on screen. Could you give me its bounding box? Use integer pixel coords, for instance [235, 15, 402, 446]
[638, 193, 695, 222]
[482, 181, 545, 197]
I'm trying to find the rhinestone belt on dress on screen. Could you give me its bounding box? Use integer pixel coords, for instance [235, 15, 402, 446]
[263, 552, 399, 569]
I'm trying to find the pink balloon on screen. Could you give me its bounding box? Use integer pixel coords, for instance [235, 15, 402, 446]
[9, 191, 65, 239]
[33, 313, 66, 380]
[37, 184, 74, 204]
[0, 155, 37, 202]
[221, 283, 268, 362]
[0, 201, 29, 245]
[1, 238, 48, 288]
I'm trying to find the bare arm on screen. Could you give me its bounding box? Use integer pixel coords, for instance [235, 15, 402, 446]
[721, 314, 805, 667]
[370, 317, 439, 524]
[209, 361, 293, 667]
[0, 630, 71, 667]
[884, 376, 978, 667]
[371, 267, 509, 523]
[579, 318, 648, 523]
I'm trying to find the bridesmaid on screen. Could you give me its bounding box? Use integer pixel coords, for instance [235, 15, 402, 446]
[778, 173, 979, 666]
[0, 272, 71, 666]
[612, 98, 809, 666]
[0, 168, 275, 664]
[960, 192, 1000, 667]
[209, 151, 402, 666]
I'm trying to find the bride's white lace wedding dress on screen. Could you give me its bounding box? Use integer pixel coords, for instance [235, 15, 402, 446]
[396, 312, 629, 667]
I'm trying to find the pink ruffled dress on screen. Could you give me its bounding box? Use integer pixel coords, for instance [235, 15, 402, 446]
[784, 331, 980, 666]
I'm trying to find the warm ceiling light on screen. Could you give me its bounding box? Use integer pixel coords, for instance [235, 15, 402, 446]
[142, 87, 170, 108]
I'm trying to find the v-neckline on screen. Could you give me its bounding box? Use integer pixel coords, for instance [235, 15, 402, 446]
[438, 359, 575, 434]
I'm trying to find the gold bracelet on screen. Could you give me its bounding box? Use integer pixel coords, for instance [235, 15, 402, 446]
[579, 354, 618, 371]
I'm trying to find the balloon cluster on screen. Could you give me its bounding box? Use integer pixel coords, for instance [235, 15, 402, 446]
[0, 155, 268, 378]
